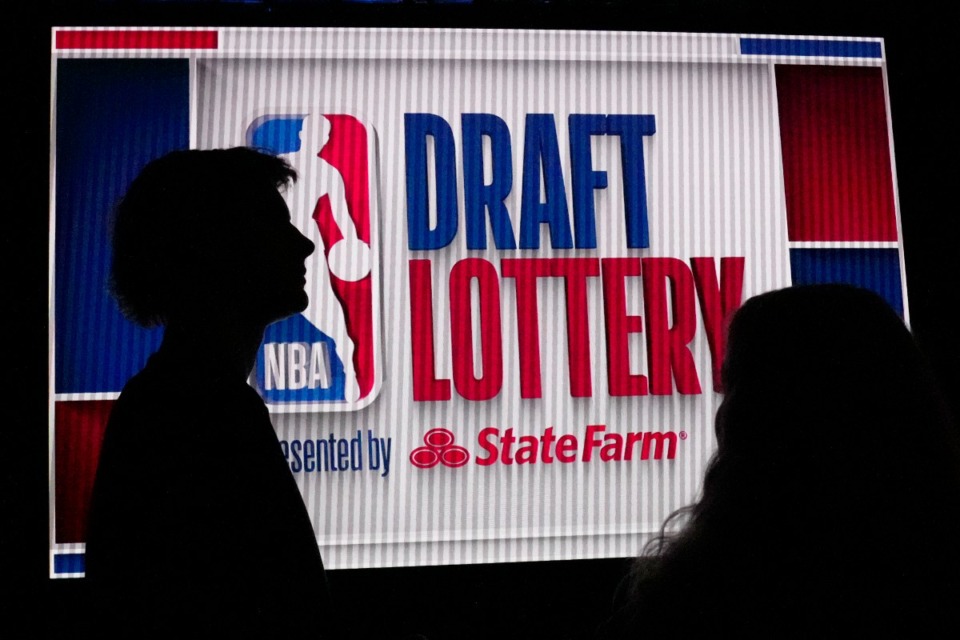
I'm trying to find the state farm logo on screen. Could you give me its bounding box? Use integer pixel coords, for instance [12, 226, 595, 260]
[409, 428, 471, 468]
[410, 424, 684, 470]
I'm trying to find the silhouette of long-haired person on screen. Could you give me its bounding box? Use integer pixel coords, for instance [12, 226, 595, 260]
[85, 148, 331, 636]
[283, 114, 372, 403]
[598, 285, 960, 637]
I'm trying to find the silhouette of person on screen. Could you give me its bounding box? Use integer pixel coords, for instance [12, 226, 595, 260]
[598, 285, 960, 637]
[283, 114, 372, 403]
[85, 148, 332, 636]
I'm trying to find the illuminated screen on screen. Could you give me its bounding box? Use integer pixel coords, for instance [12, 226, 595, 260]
[50, 28, 906, 577]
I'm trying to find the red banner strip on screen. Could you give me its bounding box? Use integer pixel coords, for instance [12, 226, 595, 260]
[776, 65, 897, 242]
[56, 30, 218, 50]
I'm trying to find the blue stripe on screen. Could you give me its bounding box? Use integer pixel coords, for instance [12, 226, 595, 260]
[54, 553, 86, 574]
[790, 249, 903, 316]
[740, 38, 882, 59]
[55, 60, 189, 394]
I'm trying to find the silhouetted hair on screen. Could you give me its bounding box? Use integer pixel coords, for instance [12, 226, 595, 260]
[110, 148, 296, 327]
[619, 285, 960, 636]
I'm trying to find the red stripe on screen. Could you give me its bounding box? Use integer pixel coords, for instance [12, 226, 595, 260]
[55, 400, 115, 543]
[56, 30, 218, 50]
[776, 65, 898, 241]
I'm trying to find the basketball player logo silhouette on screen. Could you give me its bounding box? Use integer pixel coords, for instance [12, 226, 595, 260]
[247, 112, 381, 409]
[284, 114, 369, 402]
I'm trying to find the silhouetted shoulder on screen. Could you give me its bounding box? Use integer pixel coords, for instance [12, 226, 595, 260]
[87, 147, 326, 636]
[86, 349, 328, 635]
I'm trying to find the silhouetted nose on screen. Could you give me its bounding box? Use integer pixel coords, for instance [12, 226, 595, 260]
[298, 229, 315, 259]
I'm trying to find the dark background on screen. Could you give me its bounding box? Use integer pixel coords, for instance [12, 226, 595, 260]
[7, 2, 956, 637]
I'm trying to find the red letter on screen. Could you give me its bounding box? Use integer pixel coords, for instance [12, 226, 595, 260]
[449, 259, 503, 401]
[624, 432, 643, 461]
[641, 432, 678, 460]
[540, 427, 557, 463]
[500, 427, 517, 464]
[409, 260, 451, 401]
[691, 257, 745, 392]
[582, 424, 606, 462]
[601, 258, 648, 396]
[553, 259, 601, 398]
[642, 258, 702, 395]
[501, 259, 543, 398]
[476, 427, 500, 466]
[556, 435, 578, 462]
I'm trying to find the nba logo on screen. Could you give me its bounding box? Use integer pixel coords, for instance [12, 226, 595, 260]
[246, 113, 382, 411]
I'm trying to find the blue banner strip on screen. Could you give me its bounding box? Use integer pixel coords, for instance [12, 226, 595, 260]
[740, 38, 882, 59]
[790, 248, 904, 316]
[55, 60, 189, 394]
[54, 553, 86, 575]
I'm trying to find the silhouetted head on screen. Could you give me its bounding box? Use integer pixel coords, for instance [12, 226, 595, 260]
[625, 285, 960, 635]
[110, 148, 315, 328]
[713, 285, 949, 515]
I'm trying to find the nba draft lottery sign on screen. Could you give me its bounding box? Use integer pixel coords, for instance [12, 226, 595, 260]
[50, 28, 907, 576]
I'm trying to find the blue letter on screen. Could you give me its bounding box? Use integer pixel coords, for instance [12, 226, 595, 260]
[606, 115, 656, 249]
[520, 114, 573, 249]
[405, 114, 458, 250]
[569, 114, 609, 249]
[290, 440, 303, 473]
[462, 114, 517, 250]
